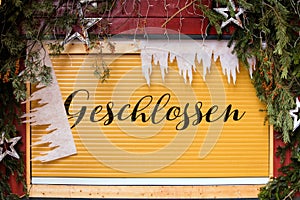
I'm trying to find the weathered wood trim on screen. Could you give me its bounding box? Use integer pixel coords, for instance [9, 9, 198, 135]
[269, 125, 274, 178]
[29, 184, 262, 198]
[26, 82, 31, 187]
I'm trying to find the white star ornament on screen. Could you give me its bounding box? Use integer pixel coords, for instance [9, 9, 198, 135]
[0, 132, 21, 162]
[290, 98, 300, 132]
[214, 0, 244, 28]
[62, 2, 102, 47]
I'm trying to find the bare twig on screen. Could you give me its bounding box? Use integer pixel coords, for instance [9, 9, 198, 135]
[283, 188, 295, 200]
[161, 0, 197, 27]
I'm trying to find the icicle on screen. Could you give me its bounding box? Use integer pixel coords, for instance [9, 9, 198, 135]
[153, 51, 169, 81]
[247, 56, 256, 79]
[139, 40, 242, 85]
[176, 52, 195, 84]
[219, 52, 239, 84]
[196, 45, 213, 81]
[140, 40, 173, 85]
[22, 43, 77, 162]
[214, 43, 239, 84]
[141, 50, 153, 85]
[175, 41, 197, 84]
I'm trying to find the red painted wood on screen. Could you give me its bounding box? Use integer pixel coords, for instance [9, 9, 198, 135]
[108, 17, 212, 35]
[6, 61, 27, 197]
[273, 131, 300, 197]
[0, 108, 26, 197]
[54, 0, 236, 36]
[273, 96, 300, 178]
[82, 0, 219, 36]
[9, 106, 27, 197]
[107, 0, 211, 17]
[55, 17, 227, 36]
[273, 131, 291, 178]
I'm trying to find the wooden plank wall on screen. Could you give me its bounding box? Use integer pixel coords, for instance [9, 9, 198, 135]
[107, 0, 212, 35]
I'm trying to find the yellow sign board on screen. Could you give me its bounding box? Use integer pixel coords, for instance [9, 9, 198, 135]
[31, 53, 269, 179]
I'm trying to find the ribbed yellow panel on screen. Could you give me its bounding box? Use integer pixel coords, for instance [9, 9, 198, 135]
[31, 54, 269, 178]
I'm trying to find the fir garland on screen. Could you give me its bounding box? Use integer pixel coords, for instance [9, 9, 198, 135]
[228, 0, 300, 141]
[0, 0, 112, 198]
[0, 0, 300, 199]
[201, 0, 300, 199]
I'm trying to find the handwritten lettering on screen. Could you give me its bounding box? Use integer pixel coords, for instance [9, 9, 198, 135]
[64, 90, 246, 130]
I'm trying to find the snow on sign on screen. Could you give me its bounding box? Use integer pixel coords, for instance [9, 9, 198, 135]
[29, 38, 269, 185]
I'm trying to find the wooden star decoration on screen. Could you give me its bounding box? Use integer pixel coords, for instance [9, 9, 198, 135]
[62, 2, 102, 48]
[214, 0, 244, 28]
[290, 98, 300, 131]
[0, 132, 21, 162]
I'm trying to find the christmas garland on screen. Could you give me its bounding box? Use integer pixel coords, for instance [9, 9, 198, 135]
[0, 0, 299, 199]
[203, 0, 300, 199]
[0, 0, 113, 198]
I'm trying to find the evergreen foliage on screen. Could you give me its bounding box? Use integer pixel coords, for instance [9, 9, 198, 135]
[204, 0, 300, 199]
[0, 0, 111, 198]
[229, 0, 300, 141]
